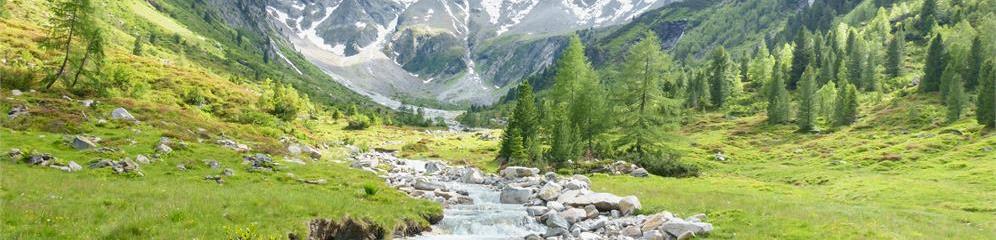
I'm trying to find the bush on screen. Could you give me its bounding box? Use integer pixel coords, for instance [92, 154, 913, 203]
[628, 151, 699, 178]
[0, 65, 37, 90]
[362, 184, 379, 196]
[345, 115, 371, 130]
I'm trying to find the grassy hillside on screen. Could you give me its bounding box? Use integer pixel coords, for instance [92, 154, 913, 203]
[0, 0, 447, 238]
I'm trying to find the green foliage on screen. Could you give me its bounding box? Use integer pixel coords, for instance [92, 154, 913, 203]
[0, 64, 38, 91]
[886, 30, 905, 78]
[845, 30, 866, 89]
[708, 46, 733, 108]
[362, 184, 379, 197]
[815, 80, 838, 123]
[766, 60, 790, 125]
[945, 74, 965, 123]
[978, 61, 996, 128]
[613, 33, 678, 161]
[42, 0, 103, 90]
[684, 70, 710, 111]
[345, 115, 371, 130]
[789, 29, 814, 89]
[631, 151, 698, 178]
[548, 35, 599, 162]
[917, 0, 938, 35]
[965, 36, 984, 90]
[833, 82, 859, 127]
[921, 34, 946, 93]
[498, 83, 541, 165]
[257, 80, 310, 122]
[132, 35, 144, 56]
[797, 66, 817, 131]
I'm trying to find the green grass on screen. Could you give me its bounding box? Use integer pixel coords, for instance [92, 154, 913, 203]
[0, 127, 441, 239]
[590, 94, 996, 239]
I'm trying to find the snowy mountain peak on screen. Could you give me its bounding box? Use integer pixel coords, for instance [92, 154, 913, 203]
[267, 0, 676, 105]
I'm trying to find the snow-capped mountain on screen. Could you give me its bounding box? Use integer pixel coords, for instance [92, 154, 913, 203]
[266, 0, 676, 105]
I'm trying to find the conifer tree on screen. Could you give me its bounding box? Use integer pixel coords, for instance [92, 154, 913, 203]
[133, 36, 144, 56]
[42, 0, 101, 89]
[917, 0, 937, 34]
[615, 33, 675, 161]
[797, 66, 818, 131]
[767, 60, 790, 124]
[790, 28, 814, 89]
[686, 70, 710, 111]
[846, 30, 866, 88]
[921, 34, 946, 93]
[965, 36, 984, 90]
[816, 80, 838, 122]
[506, 129, 528, 166]
[833, 82, 859, 127]
[549, 113, 578, 165]
[549, 34, 595, 161]
[977, 62, 996, 128]
[886, 31, 905, 78]
[946, 74, 966, 123]
[709, 46, 732, 108]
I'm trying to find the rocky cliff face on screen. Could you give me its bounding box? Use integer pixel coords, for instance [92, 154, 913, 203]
[265, 0, 678, 106]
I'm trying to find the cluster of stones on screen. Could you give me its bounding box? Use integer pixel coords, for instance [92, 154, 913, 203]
[601, 161, 650, 177]
[349, 151, 713, 240]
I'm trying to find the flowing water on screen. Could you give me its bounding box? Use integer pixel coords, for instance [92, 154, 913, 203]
[401, 161, 547, 240]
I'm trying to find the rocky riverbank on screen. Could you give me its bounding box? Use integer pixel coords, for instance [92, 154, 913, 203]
[350, 151, 713, 240]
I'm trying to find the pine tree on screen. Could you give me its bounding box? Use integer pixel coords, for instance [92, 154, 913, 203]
[790, 28, 814, 89]
[917, 0, 937, 34]
[946, 74, 966, 123]
[921, 34, 946, 93]
[767, 59, 790, 124]
[816, 80, 838, 123]
[886, 31, 905, 78]
[977, 62, 996, 128]
[797, 66, 818, 131]
[965, 36, 984, 90]
[615, 33, 675, 161]
[709, 46, 732, 108]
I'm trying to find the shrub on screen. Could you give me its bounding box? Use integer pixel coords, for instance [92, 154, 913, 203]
[628, 151, 699, 178]
[0, 65, 37, 90]
[345, 115, 371, 130]
[362, 184, 379, 196]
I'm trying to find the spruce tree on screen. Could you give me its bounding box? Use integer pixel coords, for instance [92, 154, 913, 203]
[507, 129, 528, 166]
[767, 60, 790, 124]
[946, 74, 966, 123]
[615, 33, 675, 161]
[846, 30, 866, 88]
[549, 113, 578, 165]
[709, 46, 732, 108]
[790, 28, 814, 89]
[797, 66, 818, 131]
[965, 36, 983, 90]
[686, 70, 710, 111]
[917, 0, 937, 34]
[921, 34, 946, 93]
[833, 82, 859, 127]
[886, 31, 905, 78]
[977, 62, 996, 128]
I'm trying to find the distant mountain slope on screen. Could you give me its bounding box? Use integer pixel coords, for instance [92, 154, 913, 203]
[265, 0, 679, 106]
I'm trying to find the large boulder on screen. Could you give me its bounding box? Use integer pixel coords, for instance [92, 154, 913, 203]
[619, 196, 642, 216]
[302, 146, 322, 160]
[537, 182, 563, 201]
[641, 212, 677, 232]
[559, 191, 623, 211]
[413, 178, 445, 191]
[71, 136, 98, 150]
[526, 206, 549, 217]
[631, 168, 649, 177]
[460, 168, 485, 184]
[559, 208, 587, 224]
[499, 186, 531, 204]
[424, 161, 445, 174]
[544, 211, 570, 237]
[110, 108, 136, 121]
[500, 166, 539, 178]
[660, 221, 713, 237]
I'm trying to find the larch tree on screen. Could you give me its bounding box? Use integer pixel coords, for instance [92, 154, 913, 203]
[945, 74, 966, 123]
[797, 66, 818, 131]
[43, 0, 102, 89]
[766, 59, 791, 124]
[614, 33, 675, 162]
